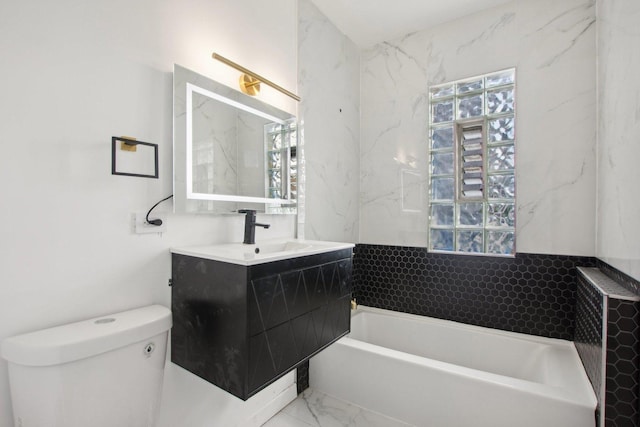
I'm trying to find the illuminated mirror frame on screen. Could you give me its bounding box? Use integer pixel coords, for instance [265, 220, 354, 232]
[185, 82, 290, 204]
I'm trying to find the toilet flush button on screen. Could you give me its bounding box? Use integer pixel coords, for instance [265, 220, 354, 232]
[94, 318, 116, 324]
[144, 342, 155, 357]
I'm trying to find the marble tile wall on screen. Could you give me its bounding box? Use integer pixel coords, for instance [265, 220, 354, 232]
[359, 0, 596, 255]
[298, 0, 360, 243]
[596, 0, 640, 282]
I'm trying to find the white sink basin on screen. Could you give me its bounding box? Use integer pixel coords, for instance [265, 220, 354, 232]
[171, 239, 355, 266]
[253, 240, 312, 254]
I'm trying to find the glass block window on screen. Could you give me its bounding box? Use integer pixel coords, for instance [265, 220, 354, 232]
[265, 120, 297, 203]
[428, 69, 516, 255]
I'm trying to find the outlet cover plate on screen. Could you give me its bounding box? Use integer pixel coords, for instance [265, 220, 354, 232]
[133, 212, 167, 234]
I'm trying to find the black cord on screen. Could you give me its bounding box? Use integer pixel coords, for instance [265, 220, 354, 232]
[146, 194, 173, 226]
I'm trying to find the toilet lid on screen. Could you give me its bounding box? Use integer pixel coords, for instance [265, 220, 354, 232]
[1, 304, 171, 366]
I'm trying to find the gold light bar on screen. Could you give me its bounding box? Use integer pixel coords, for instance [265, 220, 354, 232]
[212, 52, 301, 102]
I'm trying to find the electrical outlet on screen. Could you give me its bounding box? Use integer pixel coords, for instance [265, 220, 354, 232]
[133, 212, 167, 234]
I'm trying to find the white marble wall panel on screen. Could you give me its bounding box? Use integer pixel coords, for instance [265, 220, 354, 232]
[298, 0, 360, 243]
[360, 0, 597, 255]
[597, 0, 640, 281]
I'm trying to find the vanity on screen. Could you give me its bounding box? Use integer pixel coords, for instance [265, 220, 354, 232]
[170, 65, 352, 400]
[170, 240, 354, 400]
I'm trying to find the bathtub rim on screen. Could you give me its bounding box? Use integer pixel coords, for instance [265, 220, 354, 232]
[346, 305, 597, 410]
[352, 305, 577, 347]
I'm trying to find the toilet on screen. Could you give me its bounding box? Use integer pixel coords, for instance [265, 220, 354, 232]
[1, 304, 172, 427]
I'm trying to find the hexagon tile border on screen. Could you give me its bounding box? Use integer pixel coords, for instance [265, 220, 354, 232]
[576, 267, 640, 427]
[353, 244, 595, 340]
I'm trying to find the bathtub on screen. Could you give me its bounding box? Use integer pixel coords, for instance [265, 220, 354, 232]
[310, 306, 596, 427]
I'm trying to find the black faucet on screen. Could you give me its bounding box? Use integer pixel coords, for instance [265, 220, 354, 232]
[238, 209, 270, 245]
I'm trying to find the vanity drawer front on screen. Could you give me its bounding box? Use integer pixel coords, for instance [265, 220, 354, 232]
[247, 295, 351, 397]
[247, 257, 353, 336]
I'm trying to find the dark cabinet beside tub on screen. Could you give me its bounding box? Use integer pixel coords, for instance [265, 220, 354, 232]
[171, 249, 353, 400]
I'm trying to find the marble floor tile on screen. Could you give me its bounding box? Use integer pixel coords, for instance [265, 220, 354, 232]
[263, 388, 414, 427]
[262, 411, 315, 427]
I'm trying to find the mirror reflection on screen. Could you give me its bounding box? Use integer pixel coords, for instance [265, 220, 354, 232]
[173, 64, 298, 214]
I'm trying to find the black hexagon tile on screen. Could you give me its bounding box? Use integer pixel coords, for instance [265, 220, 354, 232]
[354, 244, 595, 339]
[576, 267, 640, 427]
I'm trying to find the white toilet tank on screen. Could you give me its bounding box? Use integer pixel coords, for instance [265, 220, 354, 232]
[1, 304, 172, 427]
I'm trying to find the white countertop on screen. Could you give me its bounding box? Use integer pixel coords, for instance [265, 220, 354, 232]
[171, 239, 355, 266]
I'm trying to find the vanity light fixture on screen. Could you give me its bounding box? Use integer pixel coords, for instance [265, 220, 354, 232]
[212, 52, 301, 102]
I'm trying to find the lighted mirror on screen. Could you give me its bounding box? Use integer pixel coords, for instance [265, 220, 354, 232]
[173, 64, 298, 214]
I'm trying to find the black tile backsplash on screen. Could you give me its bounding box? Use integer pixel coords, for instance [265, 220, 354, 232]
[296, 360, 309, 394]
[354, 244, 595, 339]
[597, 259, 640, 297]
[574, 274, 604, 405]
[605, 298, 640, 427]
[572, 268, 640, 427]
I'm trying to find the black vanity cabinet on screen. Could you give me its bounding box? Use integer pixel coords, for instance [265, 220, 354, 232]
[171, 248, 352, 400]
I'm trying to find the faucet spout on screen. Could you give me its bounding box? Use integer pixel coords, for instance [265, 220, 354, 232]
[238, 210, 270, 244]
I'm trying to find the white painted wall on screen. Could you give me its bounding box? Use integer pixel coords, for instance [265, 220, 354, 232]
[359, 0, 597, 256]
[0, 1, 298, 426]
[596, 0, 640, 281]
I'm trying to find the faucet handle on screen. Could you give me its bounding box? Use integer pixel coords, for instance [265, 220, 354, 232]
[238, 209, 256, 215]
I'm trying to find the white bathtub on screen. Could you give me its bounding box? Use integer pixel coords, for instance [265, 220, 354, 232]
[310, 306, 597, 427]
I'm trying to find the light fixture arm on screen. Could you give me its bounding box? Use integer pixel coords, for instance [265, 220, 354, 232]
[212, 52, 301, 102]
